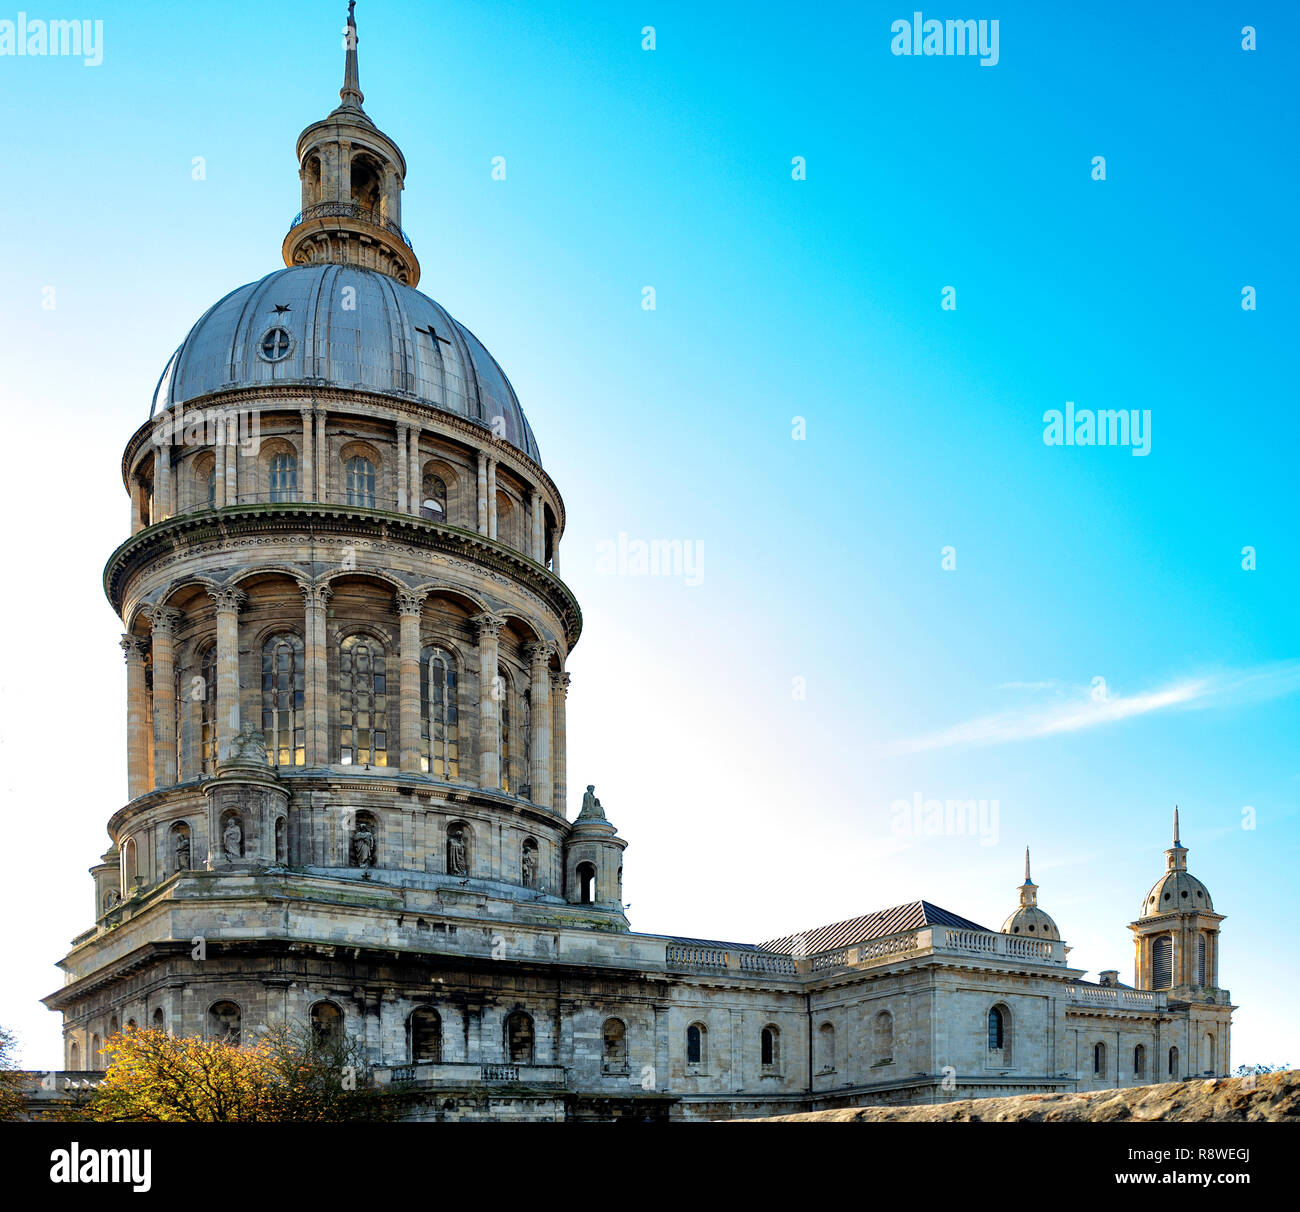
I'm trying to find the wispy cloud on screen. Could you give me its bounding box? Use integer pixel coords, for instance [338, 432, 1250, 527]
[876, 661, 1300, 757]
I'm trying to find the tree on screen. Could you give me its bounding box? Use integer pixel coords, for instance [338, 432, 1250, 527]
[68, 1024, 403, 1122]
[0, 1026, 26, 1121]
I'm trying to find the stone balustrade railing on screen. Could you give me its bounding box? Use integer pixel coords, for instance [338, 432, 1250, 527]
[374, 1061, 566, 1087]
[1067, 985, 1168, 1011]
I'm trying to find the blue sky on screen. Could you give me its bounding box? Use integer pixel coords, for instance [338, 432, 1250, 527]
[0, 0, 1295, 1070]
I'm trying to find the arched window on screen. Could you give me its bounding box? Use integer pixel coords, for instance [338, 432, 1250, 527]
[109, 1014, 120, 1037]
[311, 1001, 344, 1049]
[126, 1019, 138, 1031]
[408, 1008, 442, 1064]
[1168, 1045, 1179, 1078]
[205, 466, 216, 509]
[520, 688, 532, 800]
[1134, 1044, 1146, 1078]
[91, 1034, 101, 1069]
[686, 1022, 707, 1068]
[497, 666, 512, 793]
[198, 645, 218, 774]
[521, 837, 539, 888]
[421, 473, 447, 521]
[346, 456, 376, 508]
[1196, 934, 1207, 985]
[69, 1041, 79, 1069]
[1203, 1032, 1216, 1075]
[602, 1018, 627, 1073]
[446, 822, 470, 876]
[505, 1011, 534, 1065]
[169, 822, 191, 874]
[873, 1010, 893, 1064]
[120, 837, 138, 892]
[152, 1008, 165, 1031]
[817, 1022, 836, 1073]
[761, 1025, 780, 1070]
[1093, 1041, 1107, 1076]
[987, 1004, 1012, 1063]
[269, 451, 298, 502]
[1152, 935, 1173, 988]
[209, 1001, 241, 1045]
[274, 816, 287, 864]
[576, 861, 596, 904]
[261, 633, 305, 766]
[339, 634, 388, 766]
[420, 646, 459, 779]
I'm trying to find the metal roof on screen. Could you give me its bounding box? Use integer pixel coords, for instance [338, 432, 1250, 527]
[760, 899, 992, 955]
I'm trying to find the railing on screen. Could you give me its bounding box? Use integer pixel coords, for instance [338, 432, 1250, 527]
[855, 930, 923, 963]
[665, 943, 730, 970]
[289, 201, 414, 249]
[1068, 985, 1167, 1011]
[737, 951, 799, 976]
[374, 1061, 566, 1087]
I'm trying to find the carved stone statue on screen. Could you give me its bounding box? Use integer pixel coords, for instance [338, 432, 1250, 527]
[174, 830, 191, 872]
[102, 889, 119, 913]
[578, 784, 606, 821]
[522, 846, 537, 888]
[352, 820, 375, 869]
[228, 721, 268, 765]
[222, 816, 243, 860]
[447, 828, 467, 875]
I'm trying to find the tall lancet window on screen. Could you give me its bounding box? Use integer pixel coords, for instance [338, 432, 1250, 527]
[520, 689, 532, 799]
[419, 646, 458, 779]
[269, 452, 298, 502]
[421, 473, 447, 521]
[262, 633, 305, 767]
[346, 456, 376, 508]
[497, 666, 512, 794]
[199, 645, 218, 774]
[339, 634, 387, 766]
[1196, 935, 1207, 985]
[1152, 935, 1173, 989]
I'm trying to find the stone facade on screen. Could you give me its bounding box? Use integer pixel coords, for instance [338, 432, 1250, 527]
[41, 9, 1234, 1121]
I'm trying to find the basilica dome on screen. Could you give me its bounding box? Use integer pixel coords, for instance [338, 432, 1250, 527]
[1139, 869, 1213, 918]
[149, 264, 541, 464]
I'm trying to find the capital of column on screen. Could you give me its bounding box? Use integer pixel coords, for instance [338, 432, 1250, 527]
[298, 581, 334, 610]
[120, 634, 148, 663]
[524, 640, 556, 666]
[395, 590, 427, 617]
[207, 587, 247, 613]
[146, 605, 184, 636]
[551, 670, 571, 696]
[471, 612, 506, 640]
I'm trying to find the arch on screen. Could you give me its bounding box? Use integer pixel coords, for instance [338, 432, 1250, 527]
[497, 663, 514, 794]
[520, 836, 539, 889]
[420, 471, 448, 522]
[350, 810, 378, 869]
[274, 815, 287, 864]
[495, 488, 521, 551]
[420, 644, 460, 780]
[350, 150, 385, 216]
[109, 1014, 120, 1037]
[1168, 1045, 1180, 1079]
[69, 1040, 80, 1069]
[686, 1022, 707, 1069]
[219, 808, 244, 860]
[505, 1010, 535, 1065]
[152, 1007, 165, 1032]
[91, 1034, 102, 1070]
[446, 820, 472, 876]
[208, 1000, 241, 1044]
[1134, 1043, 1146, 1079]
[407, 1007, 442, 1064]
[1152, 935, 1173, 988]
[1093, 1041, 1107, 1077]
[339, 632, 389, 767]
[761, 1024, 781, 1071]
[303, 152, 322, 207]
[1202, 1032, 1216, 1075]
[576, 860, 596, 904]
[873, 1009, 894, 1064]
[408, 583, 491, 618]
[120, 836, 138, 892]
[817, 1022, 836, 1073]
[340, 440, 383, 508]
[602, 1017, 627, 1073]
[197, 643, 218, 775]
[261, 632, 305, 767]
[310, 1000, 344, 1049]
[260, 438, 299, 503]
[169, 821, 192, 874]
[987, 1003, 1011, 1063]
[193, 452, 216, 512]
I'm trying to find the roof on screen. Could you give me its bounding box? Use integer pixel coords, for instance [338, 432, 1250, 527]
[760, 900, 991, 955]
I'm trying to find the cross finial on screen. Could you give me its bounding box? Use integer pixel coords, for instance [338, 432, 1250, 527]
[340, 0, 364, 109]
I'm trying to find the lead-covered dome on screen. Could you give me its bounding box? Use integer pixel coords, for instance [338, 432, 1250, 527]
[1140, 870, 1213, 918]
[150, 265, 541, 464]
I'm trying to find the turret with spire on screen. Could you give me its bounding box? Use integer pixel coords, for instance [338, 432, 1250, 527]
[281, 2, 421, 285]
[1000, 846, 1060, 940]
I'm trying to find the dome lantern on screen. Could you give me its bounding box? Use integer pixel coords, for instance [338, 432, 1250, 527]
[1000, 846, 1061, 941]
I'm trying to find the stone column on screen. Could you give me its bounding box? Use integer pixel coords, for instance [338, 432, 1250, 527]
[214, 437, 227, 508]
[149, 607, 183, 787]
[300, 409, 314, 502]
[315, 412, 328, 501]
[551, 670, 570, 815]
[487, 459, 498, 540]
[223, 412, 238, 505]
[551, 529, 560, 576]
[529, 490, 543, 561]
[207, 588, 245, 762]
[396, 423, 409, 512]
[476, 451, 489, 535]
[525, 643, 553, 809]
[299, 582, 333, 766]
[156, 443, 172, 521]
[408, 426, 421, 516]
[396, 591, 425, 773]
[471, 614, 503, 790]
[121, 636, 150, 799]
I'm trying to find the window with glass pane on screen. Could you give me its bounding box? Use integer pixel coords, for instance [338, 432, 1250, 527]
[520, 689, 531, 799]
[200, 647, 218, 774]
[346, 456, 376, 507]
[206, 468, 216, 508]
[421, 473, 447, 520]
[498, 668, 511, 793]
[261, 633, 305, 766]
[339, 634, 387, 766]
[419, 647, 458, 779]
[269, 452, 298, 502]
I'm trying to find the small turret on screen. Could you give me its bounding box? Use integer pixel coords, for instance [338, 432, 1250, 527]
[1000, 847, 1061, 940]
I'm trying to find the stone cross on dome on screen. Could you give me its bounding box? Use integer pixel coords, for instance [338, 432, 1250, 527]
[340, 1, 363, 110]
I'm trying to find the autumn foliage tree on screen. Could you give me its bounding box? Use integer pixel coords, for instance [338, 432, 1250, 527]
[71, 1023, 403, 1122]
[0, 1026, 26, 1121]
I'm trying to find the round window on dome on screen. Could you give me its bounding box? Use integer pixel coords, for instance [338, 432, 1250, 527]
[258, 326, 294, 362]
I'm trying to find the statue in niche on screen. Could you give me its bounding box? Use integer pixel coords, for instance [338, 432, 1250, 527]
[222, 815, 243, 860]
[275, 818, 286, 864]
[352, 819, 375, 869]
[521, 846, 537, 889]
[102, 889, 119, 913]
[174, 828, 191, 872]
[228, 721, 267, 765]
[447, 827, 467, 876]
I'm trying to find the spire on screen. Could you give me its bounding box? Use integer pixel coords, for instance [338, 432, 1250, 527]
[1024, 846, 1033, 885]
[1018, 847, 1037, 907]
[1173, 805, 1181, 847]
[1165, 805, 1188, 871]
[340, 1, 364, 110]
